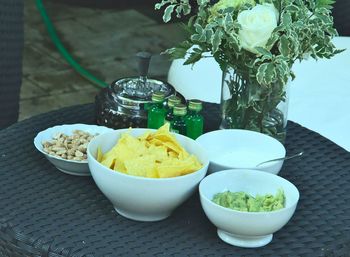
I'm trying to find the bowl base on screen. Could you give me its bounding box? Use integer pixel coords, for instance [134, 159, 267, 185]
[217, 229, 273, 248]
[56, 167, 91, 176]
[114, 207, 171, 222]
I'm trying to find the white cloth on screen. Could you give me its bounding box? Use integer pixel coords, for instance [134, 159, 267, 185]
[289, 37, 350, 151]
[167, 37, 350, 151]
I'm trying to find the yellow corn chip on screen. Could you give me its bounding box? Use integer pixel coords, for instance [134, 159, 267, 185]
[96, 147, 103, 162]
[101, 155, 116, 170]
[113, 158, 127, 173]
[98, 124, 202, 178]
[124, 156, 157, 178]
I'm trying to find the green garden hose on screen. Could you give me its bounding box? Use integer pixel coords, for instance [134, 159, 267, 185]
[36, 0, 109, 88]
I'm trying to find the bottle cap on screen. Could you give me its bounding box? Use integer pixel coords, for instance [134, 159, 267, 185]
[173, 104, 187, 116]
[188, 99, 202, 111]
[151, 91, 165, 103]
[167, 95, 181, 108]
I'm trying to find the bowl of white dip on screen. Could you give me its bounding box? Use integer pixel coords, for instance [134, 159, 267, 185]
[196, 129, 286, 175]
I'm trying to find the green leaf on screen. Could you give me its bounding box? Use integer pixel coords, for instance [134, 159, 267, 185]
[264, 63, 276, 85]
[163, 47, 186, 59]
[197, 0, 210, 5]
[281, 12, 292, 26]
[184, 51, 202, 65]
[155, 2, 166, 10]
[333, 49, 346, 55]
[266, 33, 279, 50]
[182, 4, 191, 15]
[257, 63, 268, 85]
[223, 13, 234, 32]
[163, 40, 193, 59]
[278, 35, 290, 57]
[194, 23, 204, 34]
[255, 47, 273, 59]
[191, 33, 206, 42]
[316, 0, 336, 9]
[163, 5, 175, 23]
[211, 28, 223, 53]
[228, 35, 240, 52]
[315, 13, 332, 25]
[192, 47, 202, 53]
[191, 23, 207, 42]
[177, 40, 193, 50]
[284, 5, 299, 13]
[215, 55, 227, 72]
[205, 27, 214, 42]
[271, 0, 281, 12]
[175, 5, 183, 18]
[155, 3, 161, 10]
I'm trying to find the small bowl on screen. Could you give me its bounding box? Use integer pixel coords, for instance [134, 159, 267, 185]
[199, 169, 299, 248]
[34, 124, 114, 176]
[87, 128, 209, 222]
[196, 129, 286, 174]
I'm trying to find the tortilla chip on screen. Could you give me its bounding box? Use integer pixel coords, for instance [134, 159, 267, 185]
[98, 124, 202, 178]
[96, 147, 103, 162]
[124, 156, 157, 178]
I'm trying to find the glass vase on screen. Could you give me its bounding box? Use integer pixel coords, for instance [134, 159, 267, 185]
[220, 66, 289, 143]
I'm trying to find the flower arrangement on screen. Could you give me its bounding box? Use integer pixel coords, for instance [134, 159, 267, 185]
[155, 0, 343, 141]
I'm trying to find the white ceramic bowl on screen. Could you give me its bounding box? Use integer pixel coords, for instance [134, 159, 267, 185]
[34, 124, 114, 176]
[199, 169, 299, 248]
[196, 129, 286, 174]
[87, 128, 209, 222]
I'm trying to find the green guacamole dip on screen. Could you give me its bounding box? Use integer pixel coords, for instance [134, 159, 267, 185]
[212, 189, 285, 212]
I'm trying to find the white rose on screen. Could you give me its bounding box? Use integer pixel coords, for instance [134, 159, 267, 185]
[237, 4, 279, 54]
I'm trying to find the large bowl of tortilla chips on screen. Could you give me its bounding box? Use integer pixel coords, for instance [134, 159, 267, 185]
[87, 124, 209, 222]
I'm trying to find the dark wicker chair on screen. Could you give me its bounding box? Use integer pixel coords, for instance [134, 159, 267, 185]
[333, 0, 350, 36]
[0, 0, 23, 129]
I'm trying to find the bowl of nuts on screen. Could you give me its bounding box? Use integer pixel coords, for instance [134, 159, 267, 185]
[34, 124, 114, 176]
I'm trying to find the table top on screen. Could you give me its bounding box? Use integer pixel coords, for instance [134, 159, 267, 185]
[0, 103, 350, 257]
[168, 36, 350, 152]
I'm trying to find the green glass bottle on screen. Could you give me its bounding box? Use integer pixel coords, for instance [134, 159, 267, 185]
[185, 100, 204, 139]
[170, 104, 187, 135]
[165, 95, 181, 125]
[147, 91, 166, 129]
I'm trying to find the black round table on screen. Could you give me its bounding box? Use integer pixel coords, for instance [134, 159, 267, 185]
[0, 103, 349, 257]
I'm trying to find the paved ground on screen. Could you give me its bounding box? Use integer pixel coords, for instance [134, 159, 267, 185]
[20, 0, 186, 120]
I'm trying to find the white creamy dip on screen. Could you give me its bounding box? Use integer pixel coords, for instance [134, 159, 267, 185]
[212, 150, 273, 167]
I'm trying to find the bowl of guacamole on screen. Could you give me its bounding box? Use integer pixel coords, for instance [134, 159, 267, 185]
[199, 169, 299, 248]
[212, 189, 285, 212]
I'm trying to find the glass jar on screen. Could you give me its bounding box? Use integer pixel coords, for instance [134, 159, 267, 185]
[220, 66, 290, 143]
[95, 77, 181, 129]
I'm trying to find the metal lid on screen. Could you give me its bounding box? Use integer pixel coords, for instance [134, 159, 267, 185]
[95, 51, 183, 126]
[108, 77, 175, 117]
[173, 104, 187, 116]
[152, 91, 165, 102]
[188, 99, 202, 112]
[167, 95, 181, 108]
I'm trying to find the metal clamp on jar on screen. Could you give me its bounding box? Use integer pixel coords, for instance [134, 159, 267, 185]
[95, 52, 182, 129]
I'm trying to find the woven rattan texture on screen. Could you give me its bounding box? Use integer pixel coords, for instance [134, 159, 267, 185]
[0, 103, 349, 257]
[0, 0, 23, 128]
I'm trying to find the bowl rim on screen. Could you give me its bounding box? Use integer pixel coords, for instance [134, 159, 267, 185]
[196, 129, 286, 168]
[199, 169, 300, 215]
[34, 123, 114, 164]
[87, 128, 209, 181]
